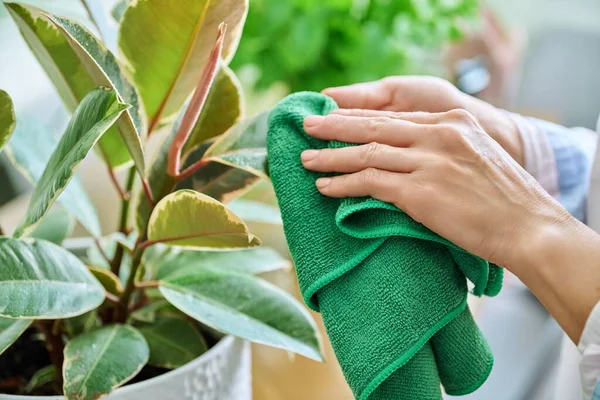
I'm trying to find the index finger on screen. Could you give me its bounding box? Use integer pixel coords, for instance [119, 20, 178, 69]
[303, 114, 427, 147]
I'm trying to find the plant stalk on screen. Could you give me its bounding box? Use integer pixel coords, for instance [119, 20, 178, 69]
[110, 167, 136, 275]
[37, 321, 64, 385]
[113, 243, 145, 323]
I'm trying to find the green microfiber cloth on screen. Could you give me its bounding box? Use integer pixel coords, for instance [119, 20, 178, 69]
[267, 92, 503, 400]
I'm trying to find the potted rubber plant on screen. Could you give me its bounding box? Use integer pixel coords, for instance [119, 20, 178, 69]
[0, 1, 322, 399]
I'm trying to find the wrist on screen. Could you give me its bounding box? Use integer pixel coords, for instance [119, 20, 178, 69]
[508, 207, 600, 341]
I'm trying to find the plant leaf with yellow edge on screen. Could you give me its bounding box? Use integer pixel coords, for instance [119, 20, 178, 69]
[88, 266, 123, 295]
[147, 189, 260, 250]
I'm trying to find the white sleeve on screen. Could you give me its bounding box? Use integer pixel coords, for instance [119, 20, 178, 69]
[578, 301, 600, 399]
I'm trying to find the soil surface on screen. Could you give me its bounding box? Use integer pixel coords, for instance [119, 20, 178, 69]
[0, 324, 223, 396]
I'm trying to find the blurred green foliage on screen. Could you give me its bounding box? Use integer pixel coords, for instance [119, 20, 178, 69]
[231, 0, 479, 92]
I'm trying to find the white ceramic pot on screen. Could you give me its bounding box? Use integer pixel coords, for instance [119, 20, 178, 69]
[1, 336, 251, 400]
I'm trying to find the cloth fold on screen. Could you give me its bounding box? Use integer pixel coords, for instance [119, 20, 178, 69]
[267, 92, 502, 399]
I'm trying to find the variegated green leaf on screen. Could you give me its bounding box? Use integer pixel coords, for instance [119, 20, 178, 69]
[118, 0, 248, 128]
[14, 88, 128, 237]
[147, 189, 260, 250]
[0, 316, 31, 355]
[0, 89, 16, 153]
[0, 237, 105, 318]
[4, 116, 102, 238]
[202, 110, 269, 177]
[160, 269, 323, 361]
[24, 365, 57, 394]
[147, 244, 289, 280]
[138, 315, 207, 369]
[186, 157, 262, 203]
[4, 3, 141, 169]
[63, 325, 149, 400]
[28, 207, 74, 245]
[49, 13, 147, 174]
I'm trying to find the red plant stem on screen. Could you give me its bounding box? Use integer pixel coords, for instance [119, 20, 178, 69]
[168, 23, 227, 178]
[98, 144, 129, 201]
[107, 166, 129, 201]
[141, 178, 155, 206]
[105, 292, 120, 304]
[175, 159, 210, 182]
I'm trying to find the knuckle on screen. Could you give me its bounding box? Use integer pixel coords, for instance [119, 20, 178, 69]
[360, 142, 381, 162]
[365, 117, 391, 137]
[361, 167, 381, 184]
[380, 76, 401, 88]
[447, 108, 475, 123]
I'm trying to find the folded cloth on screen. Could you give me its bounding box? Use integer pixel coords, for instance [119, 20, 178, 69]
[267, 92, 503, 400]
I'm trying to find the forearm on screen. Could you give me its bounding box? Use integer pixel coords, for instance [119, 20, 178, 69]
[510, 213, 600, 343]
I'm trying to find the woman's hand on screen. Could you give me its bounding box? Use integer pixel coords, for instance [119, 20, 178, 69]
[302, 108, 563, 268]
[301, 108, 600, 342]
[323, 76, 524, 166]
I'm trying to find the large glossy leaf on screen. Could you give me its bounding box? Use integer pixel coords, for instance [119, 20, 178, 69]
[119, 0, 248, 128]
[160, 269, 322, 361]
[138, 315, 207, 369]
[5, 3, 141, 169]
[0, 89, 15, 152]
[13, 88, 128, 238]
[49, 13, 147, 174]
[0, 316, 31, 355]
[4, 117, 102, 237]
[204, 112, 269, 168]
[63, 325, 149, 400]
[202, 111, 269, 178]
[147, 245, 289, 280]
[147, 190, 260, 249]
[0, 237, 105, 318]
[186, 157, 262, 203]
[28, 207, 74, 245]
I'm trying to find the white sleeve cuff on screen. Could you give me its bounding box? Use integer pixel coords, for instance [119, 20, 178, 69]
[578, 301, 600, 399]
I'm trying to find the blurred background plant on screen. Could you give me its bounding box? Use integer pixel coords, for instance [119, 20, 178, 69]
[231, 0, 479, 95]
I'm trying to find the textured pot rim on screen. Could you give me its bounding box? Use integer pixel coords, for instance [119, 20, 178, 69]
[4, 335, 237, 399]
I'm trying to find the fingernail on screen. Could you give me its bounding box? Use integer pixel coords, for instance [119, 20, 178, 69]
[316, 178, 331, 189]
[304, 115, 325, 128]
[301, 150, 319, 162]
